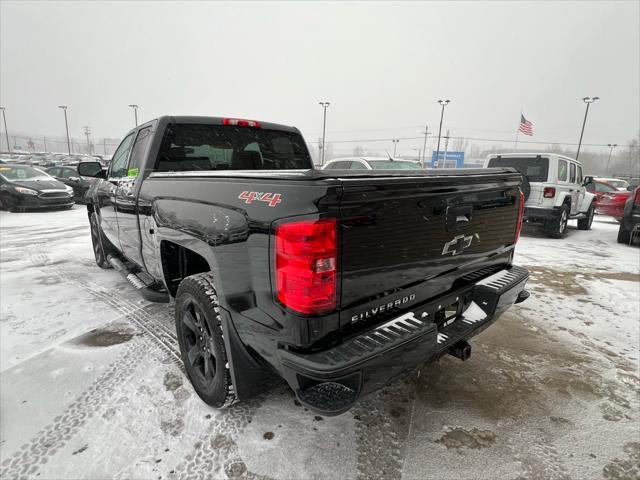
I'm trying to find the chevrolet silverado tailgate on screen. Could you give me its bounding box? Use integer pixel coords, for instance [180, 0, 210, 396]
[336, 168, 523, 324]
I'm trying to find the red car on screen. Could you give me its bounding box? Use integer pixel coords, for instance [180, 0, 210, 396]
[586, 179, 621, 206]
[597, 189, 632, 220]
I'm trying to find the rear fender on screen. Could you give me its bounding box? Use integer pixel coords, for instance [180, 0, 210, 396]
[554, 191, 572, 208]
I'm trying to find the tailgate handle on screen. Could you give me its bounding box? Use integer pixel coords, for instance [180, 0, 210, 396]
[446, 205, 473, 232]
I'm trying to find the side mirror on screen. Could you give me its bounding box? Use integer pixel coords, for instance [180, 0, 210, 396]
[77, 162, 105, 178]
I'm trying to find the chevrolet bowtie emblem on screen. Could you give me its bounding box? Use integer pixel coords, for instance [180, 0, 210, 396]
[442, 233, 478, 256]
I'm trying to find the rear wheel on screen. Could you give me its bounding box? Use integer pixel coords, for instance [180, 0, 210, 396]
[577, 203, 595, 230]
[175, 273, 236, 409]
[89, 212, 113, 269]
[544, 204, 569, 238]
[617, 223, 631, 244]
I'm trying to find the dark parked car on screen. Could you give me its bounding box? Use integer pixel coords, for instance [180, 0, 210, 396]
[0, 164, 74, 212]
[617, 187, 640, 245]
[78, 115, 529, 416]
[45, 164, 96, 203]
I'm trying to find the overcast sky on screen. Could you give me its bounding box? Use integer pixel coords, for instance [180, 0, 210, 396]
[1, 1, 639, 155]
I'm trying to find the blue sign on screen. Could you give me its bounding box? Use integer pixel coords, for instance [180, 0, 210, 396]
[431, 151, 465, 168]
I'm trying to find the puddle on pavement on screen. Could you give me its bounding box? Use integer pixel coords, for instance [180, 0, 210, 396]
[415, 310, 634, 423]
[524, 265, 640, 297]
[436, 427, 497, 450]
[67, 327, 136, 348]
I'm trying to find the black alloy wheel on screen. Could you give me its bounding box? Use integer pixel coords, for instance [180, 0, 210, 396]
[175, 273, 236, 408]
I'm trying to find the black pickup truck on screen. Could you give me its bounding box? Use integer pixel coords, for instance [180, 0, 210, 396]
[78, 116, 529, 415]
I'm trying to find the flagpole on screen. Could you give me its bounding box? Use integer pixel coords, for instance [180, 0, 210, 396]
[514, 110, 522, 149]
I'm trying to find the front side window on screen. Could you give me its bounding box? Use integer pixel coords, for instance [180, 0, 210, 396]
[127, 127, 153, 177]
[577, 166, 583, 185]
[595, 182, 617, 193]
[156, 124, 312, 172]
[110, 134, 135, 178]
[558, 160, 568, 182]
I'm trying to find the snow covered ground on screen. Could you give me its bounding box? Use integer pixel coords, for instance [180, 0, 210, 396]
[1, 207, 638, 480]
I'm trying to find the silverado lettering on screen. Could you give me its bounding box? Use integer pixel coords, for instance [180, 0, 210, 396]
[351, 293, 417, 323]
[78, 115, 529, 416]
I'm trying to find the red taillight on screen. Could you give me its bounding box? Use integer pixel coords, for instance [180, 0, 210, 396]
[275, 218, 337, 315]
[543, 187, 556, 198]
[223, 118, 261, 128]
[514, 191, 525, 244]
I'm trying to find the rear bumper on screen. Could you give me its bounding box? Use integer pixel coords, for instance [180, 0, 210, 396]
[524, 206, 558, 221]
[277, 265, 529, 415]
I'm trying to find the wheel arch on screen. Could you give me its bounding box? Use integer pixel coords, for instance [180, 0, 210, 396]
[159, 237, 218, 297]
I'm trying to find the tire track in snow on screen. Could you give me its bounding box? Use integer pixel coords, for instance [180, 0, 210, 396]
[352, 373, 418, 480]
[25, 243, 268, 479]
[0, 339, 146, 480]
[167, 400, 273, 480]
[29, 243, 183, 370]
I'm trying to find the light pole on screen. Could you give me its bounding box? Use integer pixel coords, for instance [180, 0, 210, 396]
[576, 96, 599, 162]
[318, 101, 330, 165]
[0, 107, 10, 152]
[435, 99, 450, 167]
[58, 106, 71, 154]
[83, 126, 92, 154]
[421, 125, 429, 167]
[606, 143, 618, 174]
[129, 104, 139, 126]
[392, 139, 399, 157]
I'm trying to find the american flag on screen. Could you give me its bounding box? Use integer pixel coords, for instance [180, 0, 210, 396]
[519, 114, 533, 136]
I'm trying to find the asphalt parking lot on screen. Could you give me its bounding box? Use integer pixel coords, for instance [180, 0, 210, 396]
[1, 207, 639, 480]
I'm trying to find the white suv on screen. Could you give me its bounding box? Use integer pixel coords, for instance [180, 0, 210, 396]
[484, 153, 596, 238]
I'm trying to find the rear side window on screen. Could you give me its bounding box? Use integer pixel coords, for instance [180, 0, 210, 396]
[558, 160, 568, 182]
[487, 157, 549, 182]
[570, 163, 576, 183]
[60, 168, 76, 179]
[328, 161, 352, 169]
[156, 124, 312, 172]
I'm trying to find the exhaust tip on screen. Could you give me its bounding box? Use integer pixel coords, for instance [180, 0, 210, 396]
[448, 340, 471, 361]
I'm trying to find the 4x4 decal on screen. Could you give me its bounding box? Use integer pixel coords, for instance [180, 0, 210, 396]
[238, 191, 282, 207]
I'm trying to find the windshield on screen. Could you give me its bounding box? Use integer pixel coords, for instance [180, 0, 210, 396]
[368, 161, 421, 170]
[487, 157, 549, 182]
[0, 165, 51, 181]
[156, 124, 313, 172]
[608, 179, 628, 189]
